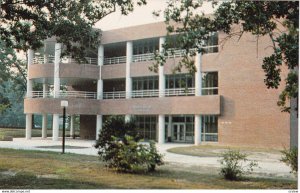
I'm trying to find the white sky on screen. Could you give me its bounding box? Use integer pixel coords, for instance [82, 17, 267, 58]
[94, 0, 217, 31]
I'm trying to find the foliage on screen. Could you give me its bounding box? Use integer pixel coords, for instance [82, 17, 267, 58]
[0, 81, 26, 127]
[219, 149, 258, 181]
[0, 0, 146, 112]
[0, 0, 146, 58]
[281, 147, 298, 175]
[156, 0, 298, 112]
[95, 116, 163, 173]
[103, 135, 163, 173]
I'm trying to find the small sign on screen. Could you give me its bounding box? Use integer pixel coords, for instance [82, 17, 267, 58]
[61, 100, 69, 107]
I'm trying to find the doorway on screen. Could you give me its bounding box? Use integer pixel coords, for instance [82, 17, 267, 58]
[172, 123, 186, 142]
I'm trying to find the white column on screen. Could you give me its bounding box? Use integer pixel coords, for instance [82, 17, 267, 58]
[125, 41, 133, 120]
[158, 115, 165, 144]
[96, 115, 103, 140]
[70, 115, 75, 138]
[41, 83, 48, 139]
[52, 114, 59, 141]
[25, 114, 32, 140]
[194, 115, 202, 145]
[52, 43, 61, 141]
[195, 52, 202, 96]
[98, 45, 104, 66]
[97, 45, 104, 99]
[168, 115, 172, 140]
[53, 43, 61, 98]
[97, 79, 103, 100]
[126, 41, 133, 99]
[25, 49, 34, 140]
[159, 37, 166, 97]
[43, 84, 48, 98]
[194, 52, 202, 145]
[26, 49, 34, 98]
[42, 114, 47, 138]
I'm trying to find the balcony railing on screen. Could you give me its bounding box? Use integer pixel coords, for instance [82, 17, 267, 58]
[27, 87, 218, 100]
[132, 89, 159, 98]
[102, 91, 126, 99]
[33, 56, 97, 65]
[165, 88, 195, 96]
[28, 91, 97, 99]
[104, 56, 126, 65]
[133, 53, 155, 62]
[59, 91, 97, 99]
[101, 45, 219, 65]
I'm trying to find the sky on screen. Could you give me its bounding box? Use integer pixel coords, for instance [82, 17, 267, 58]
[94, 0, 217, 31]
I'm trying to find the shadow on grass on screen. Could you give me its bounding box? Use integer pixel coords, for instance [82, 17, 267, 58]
[0, 171, 107, 189]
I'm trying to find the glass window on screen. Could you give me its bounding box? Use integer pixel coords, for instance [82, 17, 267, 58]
[201, 115, 218, 142]
[134, 115, 157, 141]
[166, 74, 195, 89]
[202, 72, 218, 95]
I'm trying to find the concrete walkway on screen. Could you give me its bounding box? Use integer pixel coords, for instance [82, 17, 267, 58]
[0, 137, 295, 179]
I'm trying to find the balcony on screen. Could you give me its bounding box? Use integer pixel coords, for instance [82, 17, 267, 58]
[28, 91, 97, 99]
[24, 92, 221, 115]
[33, 56, 97, 65]
[103, 45, 219, 65]
[104, 56, 126, 65]
[102, 87, 218, 99]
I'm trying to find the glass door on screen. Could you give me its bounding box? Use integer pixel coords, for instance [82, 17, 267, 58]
[172, 123, 186, 142]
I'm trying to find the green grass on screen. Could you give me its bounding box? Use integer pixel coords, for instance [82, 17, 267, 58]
[0, 148, 297, 189]
[167, 145, 282, 157]
[0, 128, 79, 139]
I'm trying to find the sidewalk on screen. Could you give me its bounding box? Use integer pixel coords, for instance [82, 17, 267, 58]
[0, 137, 295, 179]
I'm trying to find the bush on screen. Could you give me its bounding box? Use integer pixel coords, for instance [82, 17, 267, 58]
[281, 147, 298, 175]
[107, 135, 163, 172]
[95, 116, 163, 173]
[219, 149, 258, 180]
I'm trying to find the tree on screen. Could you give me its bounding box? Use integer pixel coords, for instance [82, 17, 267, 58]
[0, 0, 146, 58]
[0, 0, 146, 111]
[155, 0, 298, 112]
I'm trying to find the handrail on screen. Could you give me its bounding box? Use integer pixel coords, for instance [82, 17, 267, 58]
[102, 91, 126, 99]
[27, 87, 218, 99]
[27, 91, 97, 99]
[132, 53, 155, 62]
[132, 89, 159, 98]
[33, 56, 97, 65]
[104, 56, 126, 65]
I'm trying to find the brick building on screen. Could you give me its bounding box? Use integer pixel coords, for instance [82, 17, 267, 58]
[24, 22, 297, 148]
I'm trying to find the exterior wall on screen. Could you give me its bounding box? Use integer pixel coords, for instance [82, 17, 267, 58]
[28, 64, 54, 79]
[28, 63, 99, 80]
[216, 32, 290, 148]
[101, 22, 167, 44]
[80, 115, 96, 139]
[24, 95, 220, 115]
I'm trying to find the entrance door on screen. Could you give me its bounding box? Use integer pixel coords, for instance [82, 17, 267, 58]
[172, 123, 185, 142]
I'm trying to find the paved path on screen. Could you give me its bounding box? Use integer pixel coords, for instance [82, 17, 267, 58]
[0, 138, 295, 179]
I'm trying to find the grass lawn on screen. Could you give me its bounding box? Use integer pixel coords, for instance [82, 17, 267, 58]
[0, 128, 79, 139]
[167, 144, 282, 157]
[0, 148, 297, 189]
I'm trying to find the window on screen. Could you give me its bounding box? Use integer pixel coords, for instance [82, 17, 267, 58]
[134, 115, 157, 141]
[201, 115, 218, 142]
[165, 74, 195, 89]
[202, 72, 218, 95]
[132, 76, 159, 91]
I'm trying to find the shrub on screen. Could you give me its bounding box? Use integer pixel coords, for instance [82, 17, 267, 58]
[219, 149, 258, 180]
[281, 147, 298, 175]
[95, 116, 163, 173]
[106, 135, 163, 172]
